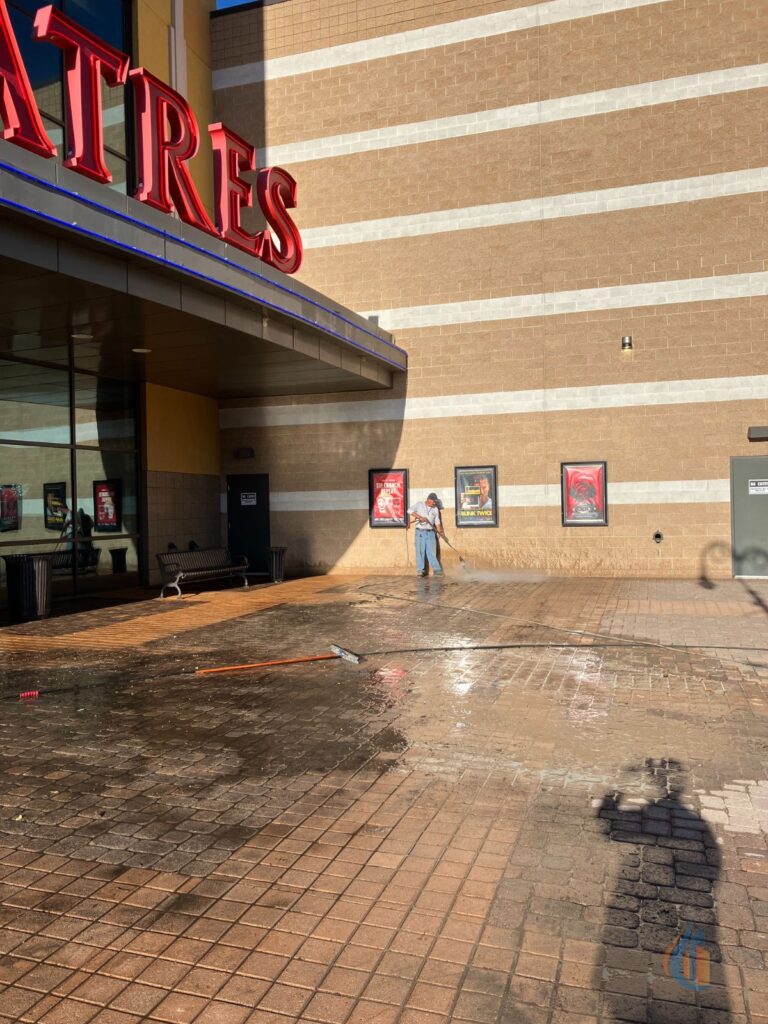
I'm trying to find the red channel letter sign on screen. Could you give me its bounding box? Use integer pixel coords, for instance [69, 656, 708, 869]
[0, 1, 303, 273]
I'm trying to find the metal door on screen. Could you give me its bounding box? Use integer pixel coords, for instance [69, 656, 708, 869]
[731, 457, 768, 577]
[226, 474, 271, 575]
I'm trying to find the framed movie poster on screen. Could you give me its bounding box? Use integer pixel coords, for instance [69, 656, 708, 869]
[369, 469, 408, 528]
[43, 482, 68, 531]
[561, 462, 607, 526]
[0, 484, 21, 532]
[93, 479, 121, 532]
[455, 465, 498, 527]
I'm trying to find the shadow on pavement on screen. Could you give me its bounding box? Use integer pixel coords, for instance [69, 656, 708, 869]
[595, 758, 731, 1023]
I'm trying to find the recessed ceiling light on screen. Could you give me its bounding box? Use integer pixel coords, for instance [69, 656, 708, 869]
[131, 347, 152, 354]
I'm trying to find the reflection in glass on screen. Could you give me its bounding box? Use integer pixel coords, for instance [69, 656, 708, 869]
[8, 5, 63, 121]
[0, 443, 72, 543]
[0, 360, 71, 445]
[105, 152, 128, 193]
[64, 0, 127, 50]
[75, 448, 138, 536]
[75, 374, 136, 449]
[72, 535, 139, 590]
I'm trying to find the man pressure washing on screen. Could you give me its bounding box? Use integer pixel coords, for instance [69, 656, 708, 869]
[407, 492, 445, 577]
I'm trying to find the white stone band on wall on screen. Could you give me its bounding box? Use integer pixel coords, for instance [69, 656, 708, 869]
[259, 64, 768, 165]
[220, 374, 768, 429]
[217, 479, 730, 514]
[301, 167, 768, 248]
[214, 0, 677, 87]
[364, 272, 768, 330]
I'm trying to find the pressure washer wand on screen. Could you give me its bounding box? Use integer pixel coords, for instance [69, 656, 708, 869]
[437, 531, 467, 566]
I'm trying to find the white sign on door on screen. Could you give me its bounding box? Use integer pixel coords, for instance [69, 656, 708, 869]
[748, 479, 768, 495]
[240, 492, 258, 506]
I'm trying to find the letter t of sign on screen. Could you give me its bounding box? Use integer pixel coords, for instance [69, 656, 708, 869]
[129, 67, 216, 234]
[34, 6, 130, 184]
[0, 0, 55, 158]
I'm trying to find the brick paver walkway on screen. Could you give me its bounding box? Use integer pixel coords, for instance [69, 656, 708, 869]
[0, 573, 767, 1023]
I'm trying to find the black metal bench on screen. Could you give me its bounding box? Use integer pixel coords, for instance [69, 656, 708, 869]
[156, 547, 249, 597]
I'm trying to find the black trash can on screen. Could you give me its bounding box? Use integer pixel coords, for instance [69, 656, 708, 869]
[267, 546, 287, 583]
[109, 547, 128, 573]
[2, 553, 53, 625]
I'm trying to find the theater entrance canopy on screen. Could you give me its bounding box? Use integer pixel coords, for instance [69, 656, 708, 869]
[0, 149, 406, 397]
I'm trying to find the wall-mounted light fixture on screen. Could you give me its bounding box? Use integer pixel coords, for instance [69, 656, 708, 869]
[131, 347, 152, 354]
[621, 335, 633, 352]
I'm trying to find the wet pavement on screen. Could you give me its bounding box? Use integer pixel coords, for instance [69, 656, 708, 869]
[0, 572, 767, 1023]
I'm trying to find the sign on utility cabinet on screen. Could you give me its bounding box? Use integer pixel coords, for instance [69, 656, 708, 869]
[748, 480, 768, 495]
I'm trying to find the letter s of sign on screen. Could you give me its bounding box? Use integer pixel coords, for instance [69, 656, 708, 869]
[0, 0, 56, 158]
[34, 5, 130, 184]
[256, 167, 303, 275]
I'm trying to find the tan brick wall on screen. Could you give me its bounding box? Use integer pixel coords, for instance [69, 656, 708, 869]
[231, 0, 764, 147]
[299, 196, 768, 311]
[251, 505, 736, 579]
[221, 399, 767, 489]
[251, 93, 766, 230]
[212, 0, 520, 67]
[212, 0, 768, 578]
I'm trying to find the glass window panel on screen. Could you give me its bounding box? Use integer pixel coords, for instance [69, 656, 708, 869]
[41, 114, 64, 151]
[10, 0, 62, 14]
[76, 449, 138, 536]
[102, 78, 127, 158]
[71, 535, 139, 591]
[0, 443, 72, 544]
[0, 329, 69, 366]
[74, 374, 135, 450]
[105, 152, 128, 194]
[0, 360, 71, 444]
[63, 0, 127, 50]
[8, 6, 63, 121]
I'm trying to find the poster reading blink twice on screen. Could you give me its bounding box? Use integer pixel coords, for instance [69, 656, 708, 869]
[455, 466, 498, 527]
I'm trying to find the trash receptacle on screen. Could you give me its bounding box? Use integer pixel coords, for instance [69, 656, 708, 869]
[2, 553, 53, 625]
[267, 546, 287, 583]
[109, 547, 128, 573]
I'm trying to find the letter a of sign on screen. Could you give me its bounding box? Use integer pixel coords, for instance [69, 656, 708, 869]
[0, 0, 55, 158]
[34, 6, 130, 184]
[129, 68, 216, 235]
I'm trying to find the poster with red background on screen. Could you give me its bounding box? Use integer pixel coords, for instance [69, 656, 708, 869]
[369, 469, 408, 528]
[561, 462, 607, 526]
[0, 484, 20, 532]
[93, 480, 121, 532]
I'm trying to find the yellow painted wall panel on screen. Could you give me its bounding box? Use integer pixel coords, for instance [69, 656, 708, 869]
[187, 50, 215, 210]
[185, 0, 214, 63]
[145, 385, 220, 476]
[135, 1, 171, 80]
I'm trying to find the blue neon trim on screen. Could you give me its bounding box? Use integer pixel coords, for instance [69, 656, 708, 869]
[0, 155, 403, 356]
